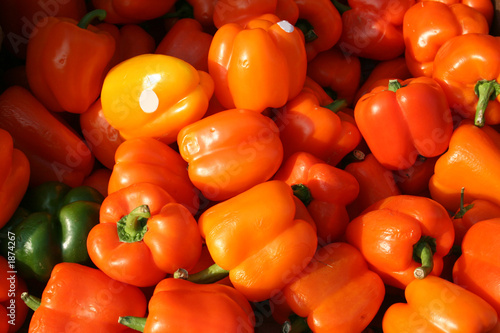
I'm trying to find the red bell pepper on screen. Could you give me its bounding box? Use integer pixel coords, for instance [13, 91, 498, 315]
[354, 77, 454, 170]
[87, 182, 203, 287]
[208, 13, 307, 112]
[393, 155, 438, 196]
[345, 195, 455, 289]
[0, 86, 94, 187]
[0, 255, 29, 332]
[213, 0, 279, 28]
[92, 0, 176, 24]
[185, 0, 218, 31]
[25, 9, 116, 114]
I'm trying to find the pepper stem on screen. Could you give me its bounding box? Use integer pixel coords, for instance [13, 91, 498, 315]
[117, 205, 150, 243]
[291, 184, 313, 207]
[474, 79, 500, 127]
[413, 236, 436, 279]
[282, 314, 312, 333]
[323, 99, 348, 113]
[21, 292, 41, 311]
[295, 19, 318, 43]
[118, 316, 147, 332]
[330, 0, 351, 14]
[77, 9, 107, 29]
[174, 263, 229, 284]
[453, 187, 474, 219]
[388, 79, 402, 92]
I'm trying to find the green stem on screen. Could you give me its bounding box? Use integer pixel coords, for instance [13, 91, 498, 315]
[282, 314, 312, 333]
[330, 0, 351, 15]
[413, 236, 436, 279]
[474, 79, 500, 127]
[291, 184, 313, 207]
[21, 292, 41, 312]
[453, 187, 474, 219]
[387, 79, 402, 92]
[77, 9, 107, 29]
[295, 19, 318, 43]
[117, 205, 150, 243]
[174, 263, 229, 284]
[323, 99, 348, 113]
[118, 316, 147, 332]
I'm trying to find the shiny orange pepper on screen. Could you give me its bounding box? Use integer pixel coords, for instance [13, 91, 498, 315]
[432, 33, 500, 126]
[92, 0, 176, 24]
[417, 0, 494, 27]
[118, 278, 255, 332]
[208, 13, 307, 112]
[283, 242, 385, 332]
[155, 18, 213, 73]
[273, 152, 359, 244]
[0, 86, 95, 187]
[25, 9, 116, 114]
[87, 182, 203, 287]
[354, 77, 454, 170]
[345, 195, 455, 289]
[453, 218, 500, 319]
[108, 137, 201, 215]
[177, 109, 284, 202]
[0, 129, 30, 229]
[101, 53, 214, 145]
[198, 180, 318, 302]
[383, 275, 498, 333]
[429, 120, 500, 212]
[403, 1, 489, 78]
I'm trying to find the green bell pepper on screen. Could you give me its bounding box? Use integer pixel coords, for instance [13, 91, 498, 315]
[0, 181, 103, 282]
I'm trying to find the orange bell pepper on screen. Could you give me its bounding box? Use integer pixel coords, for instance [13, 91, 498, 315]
[306, 46, 361, 106]
[87, 182, 203, 287]
[0, 129, 30, 229]
[118, 277, 255, 332]
[273, 152, 359, 244]
[155, 18, 213, 73]
[452, 188, 500, 247]
[208, 13, 307, 112]
[383, 275, 498, 333]
[213, 0, 279, 27]
[91, 0, 176, 24]
[335, 0, 415, 60]
[282, 242, 385, 332]
[432, 33, 500, 126]
[345, 195, 455, 289]
[25, 9, 116, 114]
[417, 0, 494, 27]
[354, 77, 454, 170]
[101, 53, 214, 145]
[177, 109, 283, 202]
[403, 1, 489, 78]
[0, 86, 94, 187]
[197, 180, 318, 302]
[0, 255, 29, 332]
[429, 119, 500, 212]
[344, 151, 402, 220]
[294, 0, 343, 61]
[0, 0, 86, 58]
[453, 218, 500, 318]
[21, 262, 147, 332]
[108, 137, 200, 215]
[79, 98, 125, 170]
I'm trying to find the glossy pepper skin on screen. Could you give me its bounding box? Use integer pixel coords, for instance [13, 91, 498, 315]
[22, 262, 147, 333]
[208, 13, 307, 112]
[432, 33, 500, 126]
[87, 182, 203, 287]
[383, 275, 498, 333]
[92, 0, 176, 24]
[0, 181, 103, 283]
[0, 255, 29, 332]
[198, 180, 318, 302]
[417, 0, 494, 27]
[25, 10, 115, 114]
[429, 120, 500, 212]
[108, 137, 200, 215]
[336, 0, 415, 61]
[0, 86, 95, 187]
[119, 277, 255, 332]
[345, 195, 455, 289]
[273, 152, 359, 244]
[403, 1, 489, 78]
[283, 242, 385, 333]
[294, 0, 343, 61]
[213, 0, 279, 28]
[178, 109, 283, 202]
[101, 53, 214, 145]
[354, 77, 454, 170]
[0, 129, 29, 229]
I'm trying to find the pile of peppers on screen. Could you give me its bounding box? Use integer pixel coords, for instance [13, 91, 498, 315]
[1, 0, 500, 332]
